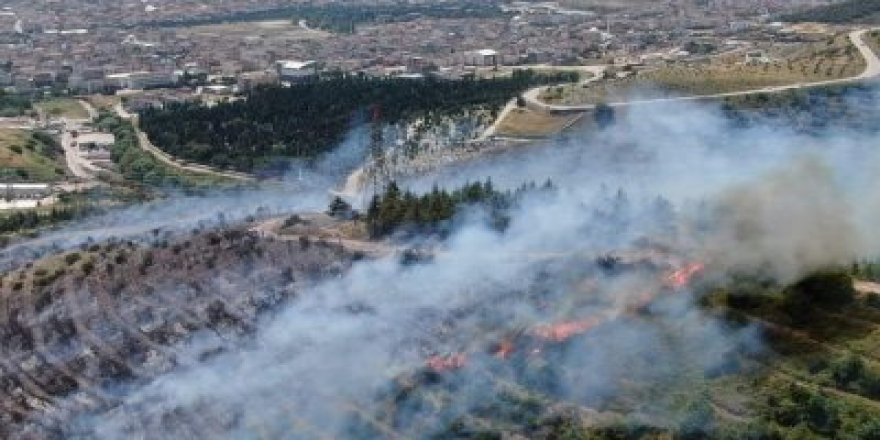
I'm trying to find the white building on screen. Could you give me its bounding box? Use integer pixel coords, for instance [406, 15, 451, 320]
[275, 60, 318, 83]
[465, 49, 499, 67]
[2, 183, 51, 200]
[105, 71, 174, 90]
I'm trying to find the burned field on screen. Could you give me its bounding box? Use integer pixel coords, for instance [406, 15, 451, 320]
[0, 219, 730, 439]
[0, 227, 354, 438]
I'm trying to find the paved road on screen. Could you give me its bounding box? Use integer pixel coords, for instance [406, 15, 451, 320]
[478, 65, 606, 140]
[524, 28, 880, 112]
[60, 121, 102, 180]
[113, 104, 254, 182]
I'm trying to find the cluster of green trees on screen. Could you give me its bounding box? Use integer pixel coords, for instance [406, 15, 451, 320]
[89, 112, 197, 187]
[781, 0, 880, 23]
[140, 71, 578, 172]
[0, 90, 32, 117]
[0, 206, 87, 235]
[852, 260, 880, 282]
[131, 2, 504, 29]
[779, 270, 857, 323]
[821, 354, 880, 399]
[721, 84, 880, 134]
[289, 2, 505, 34]
[364, 179, 554, 238]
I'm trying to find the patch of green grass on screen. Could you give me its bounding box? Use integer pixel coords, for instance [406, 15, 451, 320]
[0, 129, 66, 181]
[35, 98, 90, 120]
[548, 34, 865, 105]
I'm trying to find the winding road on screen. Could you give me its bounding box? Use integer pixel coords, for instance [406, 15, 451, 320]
[113, 104, 255, 182]
[523, 28, 880, 112]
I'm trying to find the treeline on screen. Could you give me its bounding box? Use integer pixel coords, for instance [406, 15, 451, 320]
[365, 179, 555, 238]
[0, 206, 90, 236]
[720, 84, 880, 134]
[0, 90, 32, 117]
[853, 260, 880, 282]
[130, 1, 504, 30]
[140, 71, 578, 172]
[781, 0, 880, 23]
[93, 112, 205, 187]
[290, 2, 505, 34]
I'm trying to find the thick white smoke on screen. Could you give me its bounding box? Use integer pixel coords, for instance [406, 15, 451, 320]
[9, 87, 880, 438]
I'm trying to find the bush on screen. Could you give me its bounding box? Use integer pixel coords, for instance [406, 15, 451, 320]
[783, 270, 855, 314]
[64, 252, 82, 265]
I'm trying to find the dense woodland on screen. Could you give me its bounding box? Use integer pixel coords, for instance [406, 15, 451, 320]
[140, 71, 578, 172]
[0, 90, 33, 117]
[288, 2, 505, 34]
[721, 83, 880, 134]
[782, 0, 880, 24]
[364, 179, 555, 238]
[133, 2, 504, 30]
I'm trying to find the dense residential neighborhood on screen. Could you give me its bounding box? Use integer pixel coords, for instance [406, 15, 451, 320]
[3, 2, 880, 439]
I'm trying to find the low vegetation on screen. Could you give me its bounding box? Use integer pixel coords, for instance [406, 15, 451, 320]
[782, 0, 880, 24]
[413, 268, 880, 439]
[495, 107, 582, 138]
[0, 129, 66, 181]
[34, 98, 89, 120]
[94, 112, 226, 187]
[546, 34, 863, 105]
[720, 83, 880, 134]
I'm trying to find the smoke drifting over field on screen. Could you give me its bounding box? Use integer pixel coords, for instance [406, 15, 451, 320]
[9, 90, 880, 438]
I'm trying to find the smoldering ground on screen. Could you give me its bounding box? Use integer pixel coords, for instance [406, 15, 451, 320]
[11, 86, 880, 438]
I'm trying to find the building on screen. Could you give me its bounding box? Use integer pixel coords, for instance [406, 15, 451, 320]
[105, 71, 174, 90]
[275, 60, 318, 84]
[237, 70, 278, 91]
[2, 183, 51, 200]
[465, 49, 499, 67]
[73, 132, 115, 163]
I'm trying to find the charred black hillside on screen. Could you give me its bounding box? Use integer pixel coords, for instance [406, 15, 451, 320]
[0, 227, 353, 438]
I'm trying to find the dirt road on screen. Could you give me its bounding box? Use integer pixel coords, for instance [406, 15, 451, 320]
[250, 216, 394, 258]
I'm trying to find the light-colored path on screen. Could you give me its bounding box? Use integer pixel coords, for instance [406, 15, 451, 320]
[478, 65, 606, 140]
[249, 216, 394, 258]
[524, 28, 880, 112]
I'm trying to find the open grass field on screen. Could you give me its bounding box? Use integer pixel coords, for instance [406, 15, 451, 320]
[495, 107, 582, 138]
[85, 95, 121, 113]
[0, 129, 66, 182]
[545, 33, 865, 105]
[34, 98, 90, 120]
[176, 19, 330, 41]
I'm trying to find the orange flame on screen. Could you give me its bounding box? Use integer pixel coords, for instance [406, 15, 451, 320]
[532, 317, 602, 343]
[493, 339, 516, 359]
[665, 262, 705, 289]
[426, 353, 468, 372]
